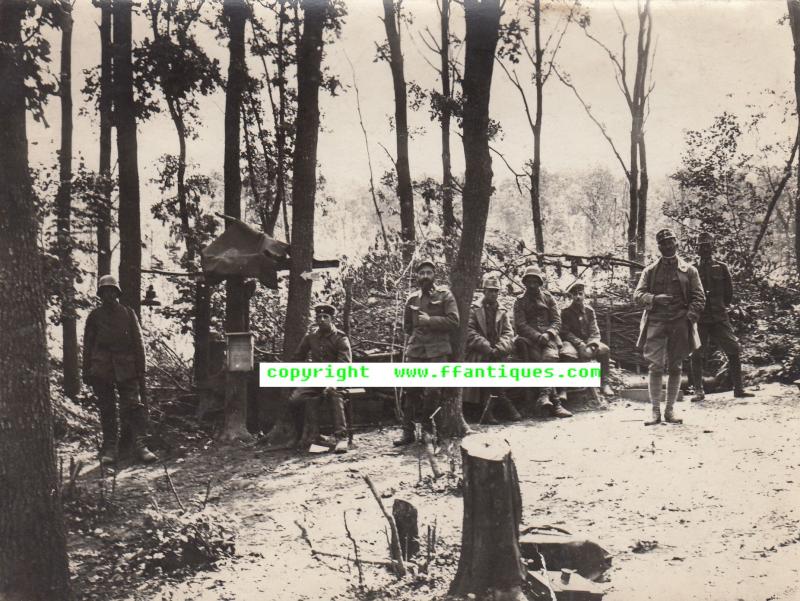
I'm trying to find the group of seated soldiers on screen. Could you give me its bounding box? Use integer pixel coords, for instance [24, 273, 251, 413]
[290, 258, 615, 452]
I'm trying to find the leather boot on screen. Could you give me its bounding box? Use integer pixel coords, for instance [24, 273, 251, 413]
[690, 352, 705, 401]
[534, 389, 554, 416]
[97, 396, 118, 465]
[729, 355, 754, 398]
[644, 409, 661, 426]
[134, 438, 158, 464]
[550, 399, 573, 418]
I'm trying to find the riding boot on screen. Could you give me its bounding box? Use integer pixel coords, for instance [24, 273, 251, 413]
[690, 351, 705, 401]
[97, 395, 118, 465]
[729, 354, 754, 398]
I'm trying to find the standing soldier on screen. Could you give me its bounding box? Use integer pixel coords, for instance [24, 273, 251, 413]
[560, 281, 615, 400]
[513, 266, 572, 418]
[634, 229, 705, 425]
[82, 275, 157, 465]
[394, 259, 459, 447]
[289, 303, 351, 453]
[464, 275, 521, 423]
[690, 232, 754, 400]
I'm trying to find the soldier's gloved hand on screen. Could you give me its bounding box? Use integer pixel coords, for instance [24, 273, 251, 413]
[417, 311, 431, 326]
[538, 333, 551, 346]
[653, 294, 673, 306]
[480, 340, 492, 354]
[586, 342, 599, 356]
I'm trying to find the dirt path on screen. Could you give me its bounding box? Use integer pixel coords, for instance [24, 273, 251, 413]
[69, 383, 800, 600]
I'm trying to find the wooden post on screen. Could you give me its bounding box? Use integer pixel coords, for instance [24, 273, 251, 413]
[450, 434, 527, 600]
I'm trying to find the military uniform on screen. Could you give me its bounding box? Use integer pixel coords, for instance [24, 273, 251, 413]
[634, 229, 706, 424]
[690, 235, 749, 398]
[463, 276, 520, 422]
[289, 317, 352, 445]
[83, 276, 155, 463]
[401, 283, 459, 436]
[561, 302, 611, 385]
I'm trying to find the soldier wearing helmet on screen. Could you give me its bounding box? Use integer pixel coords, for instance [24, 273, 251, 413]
[82, 275, 157, 465]
[690, 232, 753, 401]
[463, 274, 521, 424]
[633, 229, 706, 425]
[513, 265, 572, 418]
[394, 258, 459, 446]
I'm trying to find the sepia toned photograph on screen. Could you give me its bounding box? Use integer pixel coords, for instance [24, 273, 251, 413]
[1, 0, 799, 599]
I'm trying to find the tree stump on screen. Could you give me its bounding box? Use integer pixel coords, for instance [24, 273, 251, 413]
[392, 499, 420, 559]
[450, 434, 527, 600]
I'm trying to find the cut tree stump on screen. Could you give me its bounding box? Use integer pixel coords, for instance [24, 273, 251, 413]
[392, 499, 420, 559]
[449, 434, 528, 600]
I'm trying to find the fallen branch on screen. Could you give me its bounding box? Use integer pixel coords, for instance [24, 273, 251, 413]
[344, 511, 364, 587]
[294, 520, 393, 567]
[361, 474, 407, 577]
[162, 464, 186, 513]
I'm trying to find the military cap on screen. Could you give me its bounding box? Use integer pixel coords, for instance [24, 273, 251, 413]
[97, 274, 122, 296]
[415, 258, 436, 273]
[521, 265, 545, 284]
[567, 281, 586, 295]
[313, 303, 336, 317]
[656, 228, 677, 244]
[697, 232, 715, 245]
[482, 275, 501, 290]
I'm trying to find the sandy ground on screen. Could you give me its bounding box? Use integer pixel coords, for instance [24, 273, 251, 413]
[67, 382, 800, 601]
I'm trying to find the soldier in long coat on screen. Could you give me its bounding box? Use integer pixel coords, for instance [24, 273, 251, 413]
[633, 229, 706, 425]
[513, 266, 572, 418]
[690, 232, 754, 401]
[394, 259, 459, 446]
[464, 275, 520, 423]
[83, 275, 157, 464]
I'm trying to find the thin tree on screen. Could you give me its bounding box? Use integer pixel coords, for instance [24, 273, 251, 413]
[55, 0, 80, 398]
[95, 0, 113, 277]
[440, 0, 504, 439]
[0, 2, 71, 598]
[113, 0, 143, 315]
[282, 0, 330, 362]
[555, 0, 654, 269]
[219, 0, 252, 442]
[789, 0, 800, 274]
[497, 0, 581, 257]
[381, 0, 416, 262]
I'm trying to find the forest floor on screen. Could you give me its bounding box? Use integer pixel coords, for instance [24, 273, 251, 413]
[64, 382, 800, 601]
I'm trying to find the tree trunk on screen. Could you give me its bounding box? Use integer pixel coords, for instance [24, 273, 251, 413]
[393, 499, 420, 560]
[440, 0, 456, 264]
[450, 434, 527, 599]
[56, 1, 80, 399]
[282, 0, 328, 361]
[790, 0, 800, 275]
[220, 0, 252, 442]
[0, 4, 71, 598]
[113, 0, 142, 316]
[441, 0, 502, 439]
[531, 0, 545, 258]
[382, 0, 415, 263]
[628, 126, 640, 266]
[276, 0, 290, 243]
[97, 0, 112, 278]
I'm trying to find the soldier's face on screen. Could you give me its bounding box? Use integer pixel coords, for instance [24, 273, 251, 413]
[483, 289, 499, 304]
[315, 313, 333, 332]
[658, 238, 677, 257]
[571, 290, 585, 305]
[417, 266, 434, 289]
[698, 243, 713, 259]
[523, 277, 542, 293]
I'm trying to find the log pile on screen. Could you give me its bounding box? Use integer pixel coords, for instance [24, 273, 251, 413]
[593, 302, 648, 369]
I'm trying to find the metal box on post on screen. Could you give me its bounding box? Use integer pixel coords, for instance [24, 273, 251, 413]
[225, 332, 254, 372]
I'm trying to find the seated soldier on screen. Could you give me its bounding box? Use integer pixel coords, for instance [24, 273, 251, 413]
[464, 275, 521, 424]
[513, 266, 572, 418]
[560, 281, 615, 401]
[288, 303, 351, 453]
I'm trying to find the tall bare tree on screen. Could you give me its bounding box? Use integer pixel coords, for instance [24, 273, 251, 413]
[96, 0, 113, 277]
[220, 0, 252, 441]
[440, 0, 504, 439]
[497, 0, 581, 257]
[55, 0, 80, 398]
[282, 0, 330, 361]
[789, 0, 800, 274]
[0, 2, 71, 598]
[556, 0, 654, 269]
[113, 0, 143, 315]
[381, 0, 415, 262]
